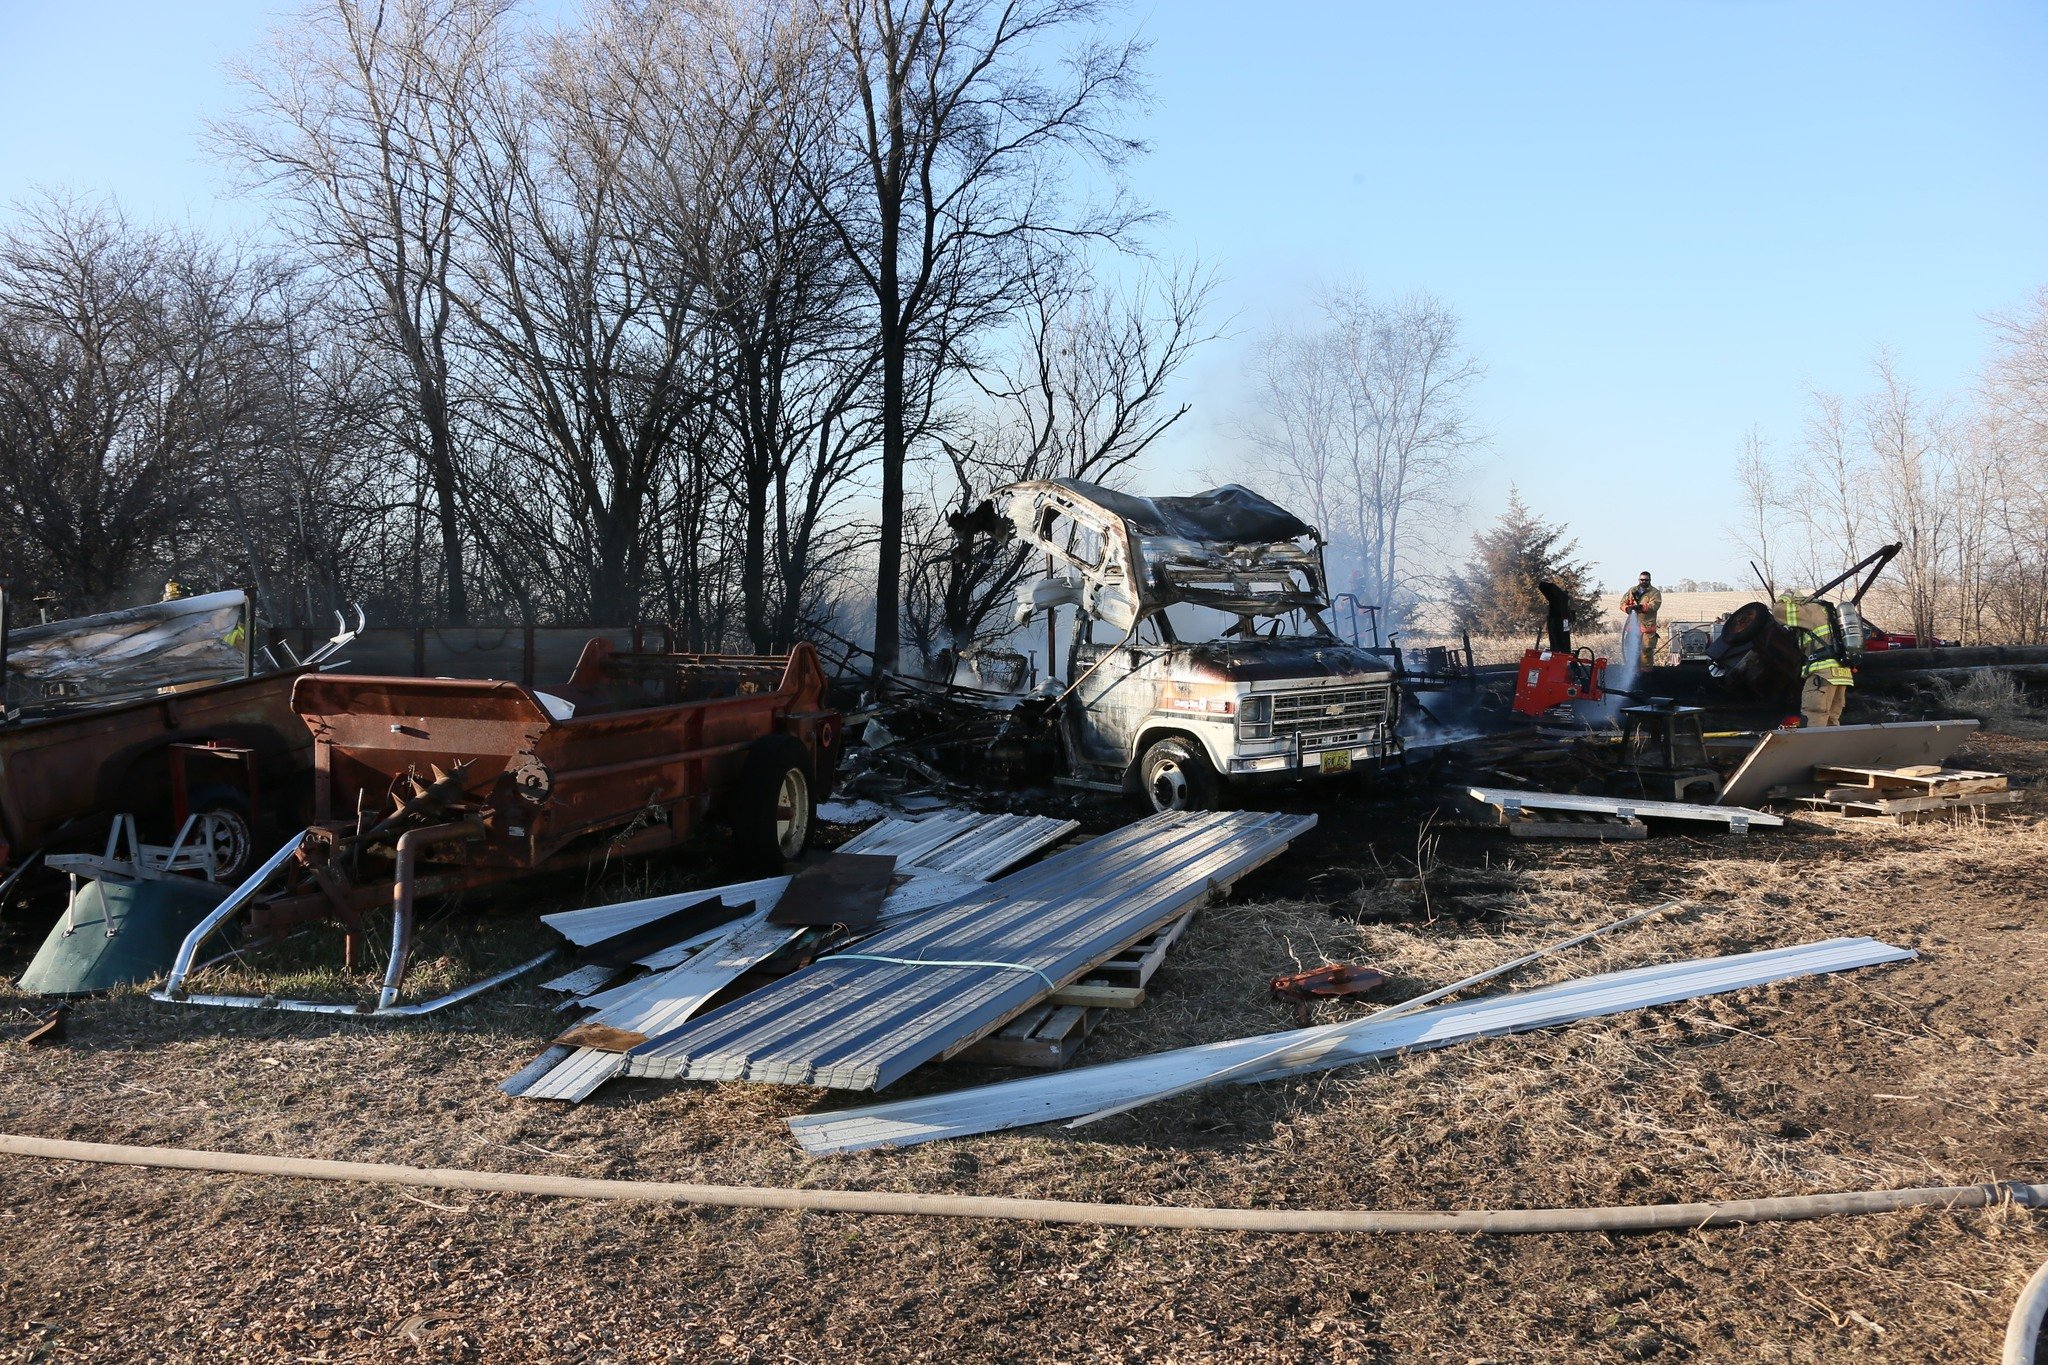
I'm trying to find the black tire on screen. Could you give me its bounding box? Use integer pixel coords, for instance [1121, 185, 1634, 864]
[730, 734, 815, 872]
[1717, 602, 1772, 650]
[1135, 736, 1220, 813]
[182, 783, 257, 883]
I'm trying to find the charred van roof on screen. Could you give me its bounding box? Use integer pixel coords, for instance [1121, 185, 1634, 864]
[1047, 480, 1315, 546]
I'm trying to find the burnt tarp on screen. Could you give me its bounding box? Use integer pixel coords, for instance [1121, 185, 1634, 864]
[4, 591, 250, 717]
[1051, 480, 1314, 546]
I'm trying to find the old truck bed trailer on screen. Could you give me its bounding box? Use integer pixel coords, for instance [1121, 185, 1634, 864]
[0, 668, 318, 887]
[154, 641, 841, 1015]
[0, 592, 360, 886]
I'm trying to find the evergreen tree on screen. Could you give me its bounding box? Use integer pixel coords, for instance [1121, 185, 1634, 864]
[1444, 489, 1602, 637]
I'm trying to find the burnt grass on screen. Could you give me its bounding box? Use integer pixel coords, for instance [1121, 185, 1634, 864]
[0, 731, 2045, 1361]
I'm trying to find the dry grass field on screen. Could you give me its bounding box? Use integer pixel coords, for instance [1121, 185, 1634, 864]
[1, 730, 2044, 1362]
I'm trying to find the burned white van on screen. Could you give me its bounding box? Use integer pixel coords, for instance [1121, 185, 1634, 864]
[997, 479, 1400, 811]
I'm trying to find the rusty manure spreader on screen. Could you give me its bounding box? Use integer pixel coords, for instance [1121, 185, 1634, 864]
[152, 640, 841, 1016]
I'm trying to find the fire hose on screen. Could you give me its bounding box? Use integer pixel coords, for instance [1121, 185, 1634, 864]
[1, 1134, 2042, 1239]
[2009, 1257, 2048, 1365]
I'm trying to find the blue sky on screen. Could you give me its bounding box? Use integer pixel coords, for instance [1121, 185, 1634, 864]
[4, 0, 2044, 589]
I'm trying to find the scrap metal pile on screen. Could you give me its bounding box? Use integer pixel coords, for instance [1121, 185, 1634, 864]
[503, 808, 1292, 1102]
[486, 796, 1922, 1172]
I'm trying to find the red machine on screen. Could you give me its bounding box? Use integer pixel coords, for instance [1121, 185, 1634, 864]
[1511, 647, 1608, 717]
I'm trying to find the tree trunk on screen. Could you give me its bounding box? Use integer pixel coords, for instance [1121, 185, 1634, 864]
[428, 438, 467, 626]
[873, 239, 905, 679]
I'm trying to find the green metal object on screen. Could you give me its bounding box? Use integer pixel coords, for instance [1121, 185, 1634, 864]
[18, 878, 229, 996]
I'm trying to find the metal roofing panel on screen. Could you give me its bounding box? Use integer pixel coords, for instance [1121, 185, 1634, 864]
[499, 1044, 576, 1097]
[1466, 787, 1784, 827]
[788, 936, 1915, 1152]
[539, 963, 624, 996]
[624, 810, 1315, 1091]
[519, 1046, 625, 1103]
[914, 814, 1079, 879]
[839, 814, 979, 864]
[565, 914, 804, 1039]
[540, 878, 789, 946]
[838, 812, 1077, 881]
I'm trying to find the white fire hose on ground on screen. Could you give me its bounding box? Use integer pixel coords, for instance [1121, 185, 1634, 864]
[2007, 1257, 2048, 1365]
[2, 1133, 2042, 1238]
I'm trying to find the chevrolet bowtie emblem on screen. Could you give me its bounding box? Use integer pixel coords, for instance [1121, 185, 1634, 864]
[1325, 703, 1343, 716]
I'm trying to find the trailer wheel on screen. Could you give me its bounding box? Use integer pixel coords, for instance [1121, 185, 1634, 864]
[1136, 737, 1219, 813]
[732, 735, 814, 871]
[183, 784, 256, 883]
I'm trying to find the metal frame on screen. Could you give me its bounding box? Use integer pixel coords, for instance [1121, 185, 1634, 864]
[150, 830, 557, 1017]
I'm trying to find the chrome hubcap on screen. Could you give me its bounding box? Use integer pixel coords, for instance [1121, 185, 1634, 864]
[1149, 761, 1189, 812]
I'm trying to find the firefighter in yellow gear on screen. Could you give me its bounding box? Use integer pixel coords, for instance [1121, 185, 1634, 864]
[1620, 571, 1662, 664]
[1778, 593, 1852, 726]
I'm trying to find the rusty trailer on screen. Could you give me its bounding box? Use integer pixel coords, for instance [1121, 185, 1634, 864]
[154, 641, 842, 1015]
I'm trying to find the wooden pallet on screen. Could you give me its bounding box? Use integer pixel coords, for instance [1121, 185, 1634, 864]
[956, 1002, 1107, 1069]
[1799, 788, 2024, 819]
[1500, 808, 1647, 840]
[1802, 764, 2022, 822]
[1464, 789, 1650, 841]
[1812, 764, 2010, 797]
[1047, 911, 1196, 1009]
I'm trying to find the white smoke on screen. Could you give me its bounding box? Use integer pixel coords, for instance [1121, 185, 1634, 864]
[1582, 613, 1643, 725]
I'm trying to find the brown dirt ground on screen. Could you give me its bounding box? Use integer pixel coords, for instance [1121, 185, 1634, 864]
[1, 730, 2045, 1362]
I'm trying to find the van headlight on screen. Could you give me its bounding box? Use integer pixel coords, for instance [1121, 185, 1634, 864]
[1237, 695, 1271, 739]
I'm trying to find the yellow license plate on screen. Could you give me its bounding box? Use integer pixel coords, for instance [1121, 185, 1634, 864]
[1319, 749, 1353, 774]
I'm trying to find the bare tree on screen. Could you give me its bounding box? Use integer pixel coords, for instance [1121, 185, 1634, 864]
[1238, 284, 1483, 622]
[1977, 288, 2048, 641]
[800, 0, 1149, 678]
[631, 0, 881, 649]
[1790, 386, 1869, 588]
[1729, 425, 1781, 596]
[437, 4, 714, 625]
[223, 0, 516, 624]
[1985, 285, 2048, 449]
[1862, 354, 1954, 642]
[0, 197, 298, 611]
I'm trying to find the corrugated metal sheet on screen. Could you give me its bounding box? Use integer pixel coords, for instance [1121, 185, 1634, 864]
[514, 872, 997, 1103]
[539, 878, 789, 946]
[539, 963, 625, 996]
[838, 812, 1077, 880]
[786, 936, 1916, 1153]
[517, 1046, 625, 1103]
[622, 810, 1315, 1091]
[915, 814, 1080, 879]
[1465, 787, 1784, 827]
[838, 814, 979, 864]
[560, 914, 808, 1045]
[499, 1044, 576, 1097]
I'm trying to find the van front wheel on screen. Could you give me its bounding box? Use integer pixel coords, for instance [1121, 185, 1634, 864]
[1136, 737, 1219, 813]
